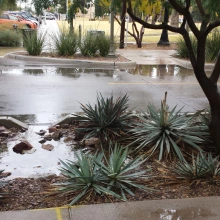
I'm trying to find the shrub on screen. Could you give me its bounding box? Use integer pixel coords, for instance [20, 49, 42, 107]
[173, 152, 220, 181]
[0, 29, 21, 47]
[206, 30, 220, 62]
[176, 31, 220, 62]
[79, 32, 98, 57]
[97, 34, 110, 57]
[53, 145, 152, 205]
[73, 93, 132, 142]
[51, 29, 78, 56]
[176, 35, 197, 58]
[23, 30, 45, 56]
[128, 93, 208, 161]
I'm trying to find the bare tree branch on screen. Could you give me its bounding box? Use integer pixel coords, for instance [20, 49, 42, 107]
[169, 0, 200, 38]
[195, 0, 206, 17]
[205, 20, 220, 36]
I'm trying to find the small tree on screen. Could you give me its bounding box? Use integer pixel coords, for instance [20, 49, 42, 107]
[127, 0, 220, 151]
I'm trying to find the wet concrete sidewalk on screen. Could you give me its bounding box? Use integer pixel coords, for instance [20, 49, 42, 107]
[1, 197, 220, 220]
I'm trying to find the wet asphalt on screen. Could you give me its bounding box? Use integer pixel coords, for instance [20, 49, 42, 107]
[0, 57, 210, 124]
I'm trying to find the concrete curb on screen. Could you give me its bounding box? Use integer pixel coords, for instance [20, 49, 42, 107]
[173, 57, 214, 71]
[0, 116, 28, 129]
[5, 53, 136, 69]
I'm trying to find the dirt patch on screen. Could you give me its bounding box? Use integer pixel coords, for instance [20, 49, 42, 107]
[1, 162, 220, 211]
[1, 123, 220, 211]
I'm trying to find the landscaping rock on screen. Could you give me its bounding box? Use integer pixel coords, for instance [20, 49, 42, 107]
[13, 141, 34, 154]
[41, 144, 54, 151]
[43, 134, 52, 141]
[0, 126, 6, 132]
[48, 127, 57, 133]
[39, 139, 46, 144]
[63, 136, 73, 143]
[52, 131, 63, 140]
[0, 172, 11, 178]
[36, 130, 47, 136]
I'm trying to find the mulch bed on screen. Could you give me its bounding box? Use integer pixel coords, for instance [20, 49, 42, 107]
[1, 123, 220, 211]
[1, 161, 220, 211]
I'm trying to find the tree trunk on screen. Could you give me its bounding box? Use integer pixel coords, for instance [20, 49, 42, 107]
[119, 0, 126, 49]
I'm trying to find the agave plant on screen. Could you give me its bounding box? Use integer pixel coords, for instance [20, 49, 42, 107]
[54, 146, 152, 205]
[128, 93, 208, 161]
[74, 94, 132, 142]
[56, 151, 121, 205]
[95, 145, 152, 199]
[173, 152, 220, 180]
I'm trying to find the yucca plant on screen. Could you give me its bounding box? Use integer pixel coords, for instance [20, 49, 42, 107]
[95, 145, 152, 200]
[55, 151, 121, 205]
[173, 153, 209, 180]
[51, 29, 78, 56]
[128, 93, 208, 161]
[54, 146, 152, 205]
[24, 30, 45, 56]
[173, 152, 220, 180]
[74, 94, 132, 142]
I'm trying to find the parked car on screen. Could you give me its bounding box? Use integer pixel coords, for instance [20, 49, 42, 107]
[8, 11, 39, 26]
[0, 13, 36, 29]
[15, 15, 37, 29]
[42, 12, 55, 20]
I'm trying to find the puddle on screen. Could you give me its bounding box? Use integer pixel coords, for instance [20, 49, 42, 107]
[157, 207, 214, 219]
[0, 125, 77, 179]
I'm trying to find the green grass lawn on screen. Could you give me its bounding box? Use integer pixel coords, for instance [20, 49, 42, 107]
[57, 18, 181, 43]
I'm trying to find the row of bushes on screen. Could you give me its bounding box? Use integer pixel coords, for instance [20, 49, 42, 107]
[176, 30, 220, 62]
[24, 29, 112, 57]
[0, 29, 21, 47]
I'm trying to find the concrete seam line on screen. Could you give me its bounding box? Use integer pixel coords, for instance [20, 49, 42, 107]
[55, 207, 63, 220]
[68, 206, 73, 220]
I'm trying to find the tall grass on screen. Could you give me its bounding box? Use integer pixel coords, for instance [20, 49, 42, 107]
[97, 34, 110, 57]
[51, 28, 78, 56]
[176, 31, 220, 62]
[206, 30, 220, 62]
[24, 30, 45, 56]
[79, 32, 98, 57]
[0, 29, 21, 47]
[176, 34, 197, 59]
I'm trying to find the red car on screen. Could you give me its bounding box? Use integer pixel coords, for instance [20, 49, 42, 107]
[0, 13, 36, 29]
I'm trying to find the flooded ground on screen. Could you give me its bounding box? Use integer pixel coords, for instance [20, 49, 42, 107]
[0, 64, 211, 179]
[0, 64, 209, 122]
[0, 125, 77, 179]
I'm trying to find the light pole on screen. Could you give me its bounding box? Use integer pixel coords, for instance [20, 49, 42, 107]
[107, 2, 115, 57]
[157, 0, 170, 46]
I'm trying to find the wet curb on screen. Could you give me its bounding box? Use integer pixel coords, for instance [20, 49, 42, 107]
[5, 53, 136, 69]
[173, 57, 214, 71]
[0, 116, 28, 129]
